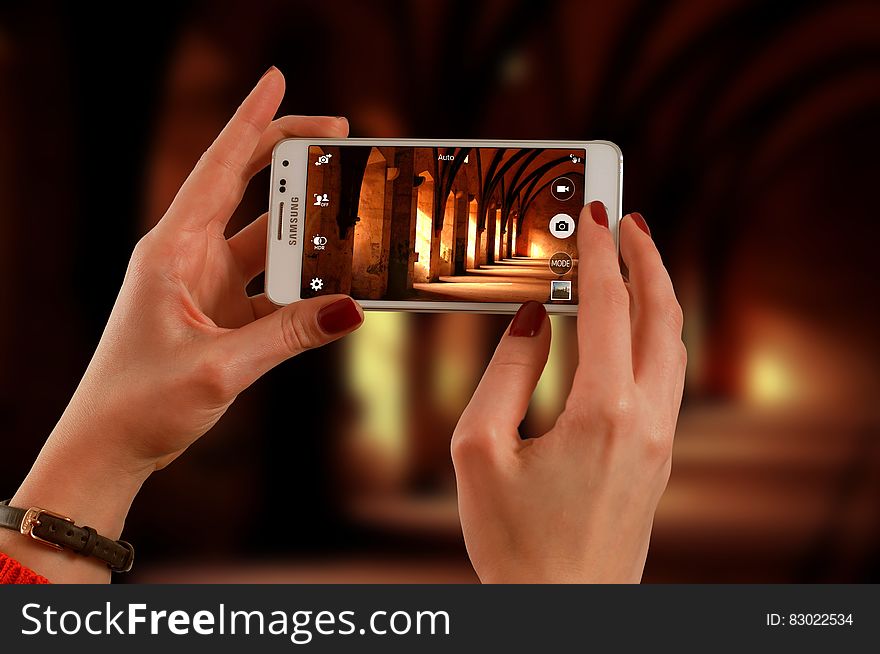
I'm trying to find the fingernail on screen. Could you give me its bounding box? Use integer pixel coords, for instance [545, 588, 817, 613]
[631, 212, 650, 236]
[509, 301, 546, 337]
[317, 298, 363, 334]
[335, 116, 347, 121]
[589, 201, 608, 228]
[260, 66, 278, 80]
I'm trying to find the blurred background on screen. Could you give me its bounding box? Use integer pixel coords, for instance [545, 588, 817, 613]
[1, 0, 879, 583]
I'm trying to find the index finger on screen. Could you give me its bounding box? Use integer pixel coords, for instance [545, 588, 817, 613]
[572, 201, 633, 394]
[164, 67, 285, 231]
[242, 114, 349, 181]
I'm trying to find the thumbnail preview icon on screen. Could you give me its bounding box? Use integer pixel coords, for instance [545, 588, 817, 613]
[550, 280, 572, 301]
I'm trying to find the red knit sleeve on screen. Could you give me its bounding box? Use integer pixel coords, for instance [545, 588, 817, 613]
[0, 551, 50, 584]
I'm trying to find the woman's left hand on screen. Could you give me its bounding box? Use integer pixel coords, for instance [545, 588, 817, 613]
[0, 67, 362, 582]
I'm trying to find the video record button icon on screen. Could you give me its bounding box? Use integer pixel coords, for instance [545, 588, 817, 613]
[551, 176, 575, 201]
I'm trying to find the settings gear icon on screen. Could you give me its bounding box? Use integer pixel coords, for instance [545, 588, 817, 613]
[309, 277, 324, 292]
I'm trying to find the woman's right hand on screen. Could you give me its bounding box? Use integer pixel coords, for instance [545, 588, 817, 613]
[452, 202, 686, 583]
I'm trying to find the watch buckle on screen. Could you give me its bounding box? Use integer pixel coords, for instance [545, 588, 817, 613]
[20, 506, 74, 551]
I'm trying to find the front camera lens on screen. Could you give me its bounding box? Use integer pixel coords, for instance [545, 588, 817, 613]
[282, 160, 289, 167]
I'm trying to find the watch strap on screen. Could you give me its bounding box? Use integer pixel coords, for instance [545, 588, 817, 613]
[0, 500, 134, 573]
[0, 502, 25, 531]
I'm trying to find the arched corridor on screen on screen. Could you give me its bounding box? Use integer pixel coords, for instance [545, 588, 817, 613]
[340, 147, 584, 302]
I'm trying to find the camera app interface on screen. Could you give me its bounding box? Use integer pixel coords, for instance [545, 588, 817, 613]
[300, 145, 584, 304]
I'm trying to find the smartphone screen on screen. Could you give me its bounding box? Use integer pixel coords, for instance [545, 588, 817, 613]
[299, 145, 584, 305]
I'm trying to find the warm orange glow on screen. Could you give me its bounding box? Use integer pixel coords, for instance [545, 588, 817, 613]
[414, 208, 431, 281]
[529, 241, 546, 258]
[494, 210, 502, 260]
[745, 348, 798, 406]
[414, 173, 434, 282]
[439, 191, 455, 276]
[344, 312, 408, 479]
[466, 200, 477, 268]
[530, 315, 574, 432]
[737, 311, 869, 412]
[510, 219, 517, 254]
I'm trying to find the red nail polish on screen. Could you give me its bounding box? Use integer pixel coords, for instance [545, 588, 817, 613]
[589, 201, 608, 228]
[317, 298, 362, 334]
[509, 301, 546, 337]
[631, 212, 650, 236]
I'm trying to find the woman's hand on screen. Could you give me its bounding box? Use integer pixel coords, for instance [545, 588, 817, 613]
[70, 69, 362, 474]
[452, 202, 686, 583]
[0, 67, 363, 581]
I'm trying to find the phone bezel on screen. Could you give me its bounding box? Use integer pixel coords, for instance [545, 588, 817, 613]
[265, 138, 622, 314]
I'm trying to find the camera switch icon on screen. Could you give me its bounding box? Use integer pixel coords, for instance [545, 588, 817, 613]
[549, 213, 576, 239]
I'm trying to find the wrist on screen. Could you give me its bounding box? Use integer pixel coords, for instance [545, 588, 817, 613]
[0, 422, 149, 582]
[12, 436, 149, 539]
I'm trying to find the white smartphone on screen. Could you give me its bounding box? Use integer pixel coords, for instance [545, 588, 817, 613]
[265, 138, 622, 314]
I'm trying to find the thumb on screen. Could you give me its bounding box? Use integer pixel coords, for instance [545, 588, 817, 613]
[224, 295, 363, 391]
[452, 301, 551, 461]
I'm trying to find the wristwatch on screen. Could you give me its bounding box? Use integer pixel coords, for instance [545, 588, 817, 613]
[0, 500, 134, 573]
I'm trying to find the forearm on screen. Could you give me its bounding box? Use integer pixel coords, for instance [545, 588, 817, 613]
[0, 421, 149, 583]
